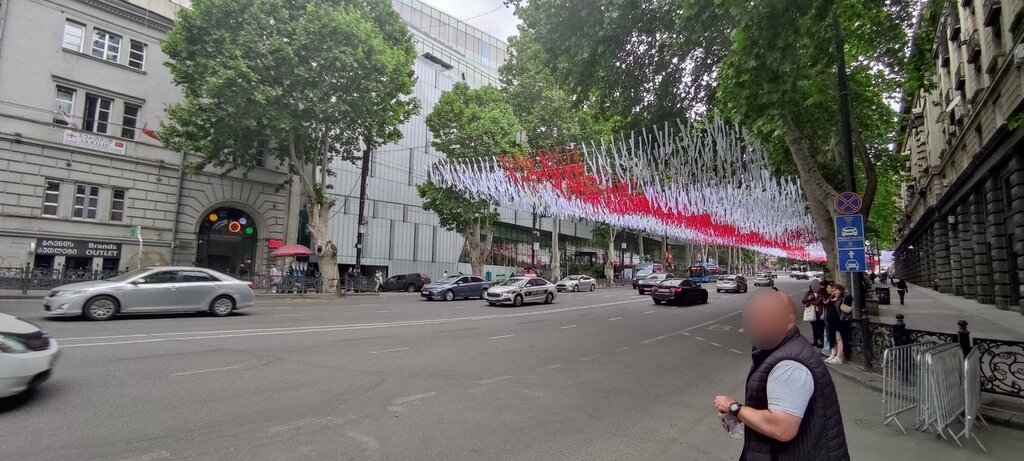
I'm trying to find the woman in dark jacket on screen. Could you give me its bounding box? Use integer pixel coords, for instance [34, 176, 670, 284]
[825, 283, 853, 364]
[801, 279, 828, 348]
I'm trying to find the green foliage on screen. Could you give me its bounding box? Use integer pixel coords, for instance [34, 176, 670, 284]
[419, 83, 522, 232]
[161, 0, 418, 175]
[865, 161, 901, 247]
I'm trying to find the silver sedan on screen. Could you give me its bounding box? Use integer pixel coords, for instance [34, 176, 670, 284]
[43, 267, 255, 321]
[555, 275, 597, 292]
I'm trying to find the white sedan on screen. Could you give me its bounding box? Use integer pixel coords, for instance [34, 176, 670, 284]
[484, 277, 557, 307]
[0, 313, 59, 398]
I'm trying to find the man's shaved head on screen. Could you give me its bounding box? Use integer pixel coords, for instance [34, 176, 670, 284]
[743, 288, 798, 349]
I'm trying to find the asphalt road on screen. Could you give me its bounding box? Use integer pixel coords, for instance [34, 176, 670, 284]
[0, 280, 803, 460]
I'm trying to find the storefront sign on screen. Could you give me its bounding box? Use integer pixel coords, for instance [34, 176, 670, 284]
[63, 130, 127, 155]
[35, 238, 122, 258]
[268, 239, 284, 249]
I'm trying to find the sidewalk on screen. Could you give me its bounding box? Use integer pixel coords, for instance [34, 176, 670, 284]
[872, 281, 1024, 341]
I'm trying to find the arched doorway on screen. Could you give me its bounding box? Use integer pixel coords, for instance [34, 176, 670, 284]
[196, 207, 258, 275]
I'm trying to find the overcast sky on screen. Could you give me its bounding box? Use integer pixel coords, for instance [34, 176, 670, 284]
[420, 0, 521, 42]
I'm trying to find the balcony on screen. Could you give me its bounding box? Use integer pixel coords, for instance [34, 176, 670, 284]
[955, 62, 967, 90]
[986, 52, 1005, 75]
[948, 7, 962, 41]
[965, 30, 982, 64]
[984, 0, 1002, 27]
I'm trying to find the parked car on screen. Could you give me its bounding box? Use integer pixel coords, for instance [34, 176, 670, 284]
[484, 276, 557, 307]
[43, 267, 254, 321]
[753, 274, 774, 287]
[420, 275, 492, 301]
[637, 273, 676, 295]
[651, 279, 709, 306]
[716, 275, 748, 293]
[381, 273, 431, 292]
[0, 313, 59, 398]
[555, 275, 597, 292]
[793, 272, 810, 280]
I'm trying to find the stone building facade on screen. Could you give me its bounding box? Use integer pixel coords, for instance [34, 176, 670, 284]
[895, 0, 1024, 312]
[0, 0, 299, 275]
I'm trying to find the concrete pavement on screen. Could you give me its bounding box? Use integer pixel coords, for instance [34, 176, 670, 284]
[1, 281, 1020, 460]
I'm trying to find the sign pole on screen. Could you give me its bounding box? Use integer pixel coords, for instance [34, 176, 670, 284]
[135, 226, 143, 270]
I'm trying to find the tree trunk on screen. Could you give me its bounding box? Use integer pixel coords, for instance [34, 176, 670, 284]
[465, 218, 493, 277]
[307, 198, 338, 288]
[551, 217, 561, 280]
[604, 226, 617, 281]
[637, 231, 644, 261]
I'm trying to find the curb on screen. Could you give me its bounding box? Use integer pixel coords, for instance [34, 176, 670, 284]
[828, 360, 1024, 431]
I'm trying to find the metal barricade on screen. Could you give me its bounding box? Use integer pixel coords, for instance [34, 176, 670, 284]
[957, 346, 990, 452]
[915, 343, 944, 431]
[924, 343, 965, 442]
[881, 341, 936, 434]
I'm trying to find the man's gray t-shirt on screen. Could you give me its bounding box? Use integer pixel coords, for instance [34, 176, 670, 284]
[766, 360, 815, 418]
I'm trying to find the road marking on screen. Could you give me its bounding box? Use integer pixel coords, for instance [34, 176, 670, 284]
[346, 432, 380, 453]
[707, 324, 732, 331]
[370, 347, 410, 354]
[119, 451, 170, 461]
[710, 342, 722, 347]
[269, 417, 332, 433]
[560, 324, 578, 329]
[489, 334, 514, 339]
[729, 349, 745, 354]
[695, 337, 705, 341]
[682, 310, 743, 332]
[543, 364, 563, 370]
[738, 328, 744, 333]
[170, 365, 242, 376]
[682, 332, 691, 336]
[644, 310, 656, 314]
[608, 317, 622, 321]
[478, 375, 513, 384]
[374, 310, 392, 313]
[580, 355, 600, 361]
[392, 391, 436, 404]
[614, 346, 630, 352]
[274, 314, 307, 317]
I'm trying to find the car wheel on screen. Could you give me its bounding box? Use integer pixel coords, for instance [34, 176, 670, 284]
[406, 284, 417, 293]
[638, 289, 644, 295]
[653, 299, 663, 305]
[717, 289, 722, 293]
[209, 295, 235, 317]
[702, 294, 709, 304]
[572, 284, 579, 292]
[544, 292, 554, 304]
[83, 295, 118, 321]
[589, 283, 595, 291]
[742, 286, 748, 293]
[513, 295, 523, 307]
[480, 288, 488, 299]
[443, 290, 455, 301]
[487, 302, 497, 306]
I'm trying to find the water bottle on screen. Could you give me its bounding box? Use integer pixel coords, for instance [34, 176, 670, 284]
[721, 413, 744, 439]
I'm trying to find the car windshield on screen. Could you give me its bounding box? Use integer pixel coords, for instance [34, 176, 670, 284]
[437, 276, 461, 284]
[499, 278, 530, 287]
[104, 269, 151, 282]
[719, 276, 734, 281]
[562, 275, 581, 281]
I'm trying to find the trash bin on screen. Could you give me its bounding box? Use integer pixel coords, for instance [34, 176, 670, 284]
[875, 287, 891, 305]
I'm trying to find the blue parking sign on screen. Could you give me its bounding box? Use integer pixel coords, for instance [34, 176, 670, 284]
[835, 215, 866, 273]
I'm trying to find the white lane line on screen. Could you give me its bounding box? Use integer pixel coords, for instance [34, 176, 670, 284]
[171, 365, 243, 376]
[560, 325, 578, 329]
[120, 451, 171, 461]
[268, 417, 332, 433]
[580, 355, 600, 361]
[543, 364, 563, 370]
[682, 332, 691, 336]
[608, 317, 622, 321]
[489, 334, 514, 339]
[695, 337, 706, 341]
[274, 314, 307, 317]
[613, 346, 630, 352]
[644, 310, 656, 314]
[682, 310, 744, 332]
[729, 349, 745, 354]
[478, 375, 513, 384]
[710, 342, 722, 347]
[370, 347, 410, 354]
[392, 392, 436, 404]
[374, 310, 392, 313]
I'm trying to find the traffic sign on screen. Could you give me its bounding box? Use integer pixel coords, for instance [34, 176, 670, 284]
[834, 192, 862, 215]
[834, 215, 865, 273]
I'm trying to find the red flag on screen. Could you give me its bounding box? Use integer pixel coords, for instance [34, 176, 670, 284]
[141, 122, 160, 141]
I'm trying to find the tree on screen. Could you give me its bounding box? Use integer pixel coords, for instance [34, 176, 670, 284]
[590, 223, 618, 281]
[161, 0, 418, 286]
[420, 83, 523, 276]
[509, 0, 915, 270]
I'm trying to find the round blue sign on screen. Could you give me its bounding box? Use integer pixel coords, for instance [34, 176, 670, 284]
[834, 192, 862, 215]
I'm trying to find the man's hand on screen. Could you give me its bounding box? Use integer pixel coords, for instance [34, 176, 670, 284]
[714, 395, 736, 414]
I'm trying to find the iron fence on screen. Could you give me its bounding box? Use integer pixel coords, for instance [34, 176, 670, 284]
[0, 267, 127, 293]
[972, 337, 1024, 399]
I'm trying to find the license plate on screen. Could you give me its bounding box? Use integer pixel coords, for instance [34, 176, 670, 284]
[658, 289, 671, 293]
[421, 290, 429, 295]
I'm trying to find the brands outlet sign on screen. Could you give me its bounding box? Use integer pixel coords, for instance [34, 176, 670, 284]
[36, 238, 122, 258]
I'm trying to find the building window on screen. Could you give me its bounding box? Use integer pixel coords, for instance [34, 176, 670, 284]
[110, 189, 126, 221]
[63, 20, 85, 52]
[73, 184, 100, 219]
[128, 40, 146, 70]
[121, 103, 140, 139]
[255, 138, 270, 168]
[42, 181, 61, 216]
[83, 93, 113, 133]
[91, 29, 121, 62]
[53, 86, 76, 126]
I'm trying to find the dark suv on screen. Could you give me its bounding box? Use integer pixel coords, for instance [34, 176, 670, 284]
[382, 273, 431, 292]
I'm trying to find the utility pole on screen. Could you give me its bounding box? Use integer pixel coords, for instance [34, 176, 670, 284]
[354, 146, 371, 275]
[530, 205, 538, 269]
[835, 16, 870, 368]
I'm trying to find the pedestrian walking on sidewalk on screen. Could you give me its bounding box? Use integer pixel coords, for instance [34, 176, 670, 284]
[893, 278, 908, 305]
[801, 280, 827, 348]
[824, 284, 853, 365]
[714, 289, 850, 461]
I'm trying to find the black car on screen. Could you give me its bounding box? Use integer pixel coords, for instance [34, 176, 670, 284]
[637, 273, 676, 295]
[651, 279, 709, 305]
[382, 273, 431, 292]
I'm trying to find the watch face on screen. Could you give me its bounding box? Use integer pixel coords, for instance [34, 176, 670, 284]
[730, 403, 741, 413]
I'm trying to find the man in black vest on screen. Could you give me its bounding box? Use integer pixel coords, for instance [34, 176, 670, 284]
[714, 289, 849, 461]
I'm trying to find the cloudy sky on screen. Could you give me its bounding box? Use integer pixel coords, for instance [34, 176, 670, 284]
[421, 0, 521, 41]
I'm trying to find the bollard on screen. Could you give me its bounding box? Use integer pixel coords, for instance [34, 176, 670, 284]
[21, 262, 30, 295]
[892, 313, 909, 346]
[957, 320, 972, 357]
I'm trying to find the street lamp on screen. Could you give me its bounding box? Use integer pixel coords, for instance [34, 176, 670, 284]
[620, 242, 626, 275]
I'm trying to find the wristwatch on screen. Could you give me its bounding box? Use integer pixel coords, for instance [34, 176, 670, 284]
[728, 402, 743, 417]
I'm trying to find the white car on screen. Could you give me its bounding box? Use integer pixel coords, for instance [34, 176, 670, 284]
[484, 276, 557, 307]
[0, 313, 59, 398]
[556, 275, 597, 292]
[841, 227, 858, 237]
[845, 260, 861, 271]
[715, 275, 748, 293]
[753, 274, 774, 287]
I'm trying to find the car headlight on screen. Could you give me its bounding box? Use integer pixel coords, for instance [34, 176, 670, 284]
[63, 289, 90, 296]
[0, 335, 31, 354]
